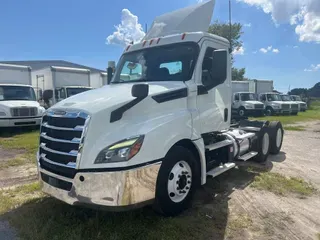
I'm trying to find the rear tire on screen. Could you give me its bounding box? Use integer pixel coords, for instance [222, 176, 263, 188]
[252, 126, 270, 163]
[268, 121, 284, 154]
[153, 146, 198, 216]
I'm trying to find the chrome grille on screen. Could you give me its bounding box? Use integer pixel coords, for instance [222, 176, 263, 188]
[254, 104, 264, 109]
[11, 107, 37, 117]
[39, 110, 90, 178]
[282, 104, 290, 109]
[291, 104, 299, 110]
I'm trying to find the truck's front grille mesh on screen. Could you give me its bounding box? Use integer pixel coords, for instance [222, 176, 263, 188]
[282, 104, 290, 109]
[254, 104, 264, 109]
[291, 104, 299, 110]
[39, 110, 89, 179]
[11, 107, 37, 117]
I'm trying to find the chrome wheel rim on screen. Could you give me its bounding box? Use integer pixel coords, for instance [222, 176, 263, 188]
[262, 132, 270, 155]
[167, 161, 192, 203]
[239, 110, 245, 116]
[276, 128, 282, 148]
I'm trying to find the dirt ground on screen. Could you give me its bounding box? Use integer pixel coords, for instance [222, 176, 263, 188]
[0, 121, 320, 240]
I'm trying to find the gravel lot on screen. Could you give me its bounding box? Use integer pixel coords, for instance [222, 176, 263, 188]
[0, 121, 319, 240]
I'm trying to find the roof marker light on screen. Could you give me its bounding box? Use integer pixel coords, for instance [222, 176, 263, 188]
[149, 39, 154, 45]
[181, 33, 187, 40]
[126, 45, 131, 51]
[157, 38, 161, 44]
[142, 40, 147, 47]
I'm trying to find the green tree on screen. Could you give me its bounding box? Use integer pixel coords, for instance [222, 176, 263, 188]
[208, 21, 246, 80]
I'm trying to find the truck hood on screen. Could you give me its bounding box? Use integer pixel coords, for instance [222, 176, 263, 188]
[272, 101, 286, 105]
[243, 101, 263, 105]
[52, 81, 187, 114]
[0, 100, 40, 108]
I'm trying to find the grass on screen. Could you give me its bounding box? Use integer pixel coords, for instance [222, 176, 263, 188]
[254, 100, 320, 126]
[317, 233, 320, 240]
[283, 126, 305, 131]
[251, 172, 316, 197]
[0, 129, 39, 168]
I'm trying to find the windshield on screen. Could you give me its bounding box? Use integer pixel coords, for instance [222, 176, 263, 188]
[291, 96, 302, 101]
[0, 86, 36, 101]
[112, 43, 199, 84]
[66, 87, 92, 97]
[240, 93, 255, 101]
[281, 95, 291, 101]
[267, 94, 282, 101]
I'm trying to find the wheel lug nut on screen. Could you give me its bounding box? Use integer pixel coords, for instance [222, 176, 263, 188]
[186, 187, 189, 190]
[187, 175, 191, 178]
[188, 181, 191, 184]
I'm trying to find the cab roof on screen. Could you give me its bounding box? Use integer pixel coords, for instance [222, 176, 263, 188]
[0, 84, 32, 87]
[125, 32, 230, 54]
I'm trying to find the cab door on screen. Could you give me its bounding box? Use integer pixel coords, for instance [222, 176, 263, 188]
[196, 40, 231, 134]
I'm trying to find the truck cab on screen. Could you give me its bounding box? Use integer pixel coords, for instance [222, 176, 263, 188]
[0, 84, 45, 127]
[232, 92, 264, 117]
[37, 0, 284, 216]
[290, 95, 307, 112]
[259, 92, 290, 116]
[280, 94, 299, 115]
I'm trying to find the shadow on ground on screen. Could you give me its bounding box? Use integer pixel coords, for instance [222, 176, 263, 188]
[0, 127, 39, 138]
[1, 161, 275, 240]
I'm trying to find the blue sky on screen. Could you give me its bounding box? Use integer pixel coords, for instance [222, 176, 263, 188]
[0, 0, 319, 93]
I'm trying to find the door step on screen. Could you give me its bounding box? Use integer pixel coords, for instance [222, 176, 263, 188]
[205, 140, 233, 151]
[238, 151, 258, 161]
[206, 163, 236, 178]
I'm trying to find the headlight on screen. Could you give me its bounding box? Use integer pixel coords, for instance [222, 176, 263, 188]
[38, 107, 46, 115]
[95, 135, 144, 164]
[244, 104, 254, 109]
[0, 111, 6, 116]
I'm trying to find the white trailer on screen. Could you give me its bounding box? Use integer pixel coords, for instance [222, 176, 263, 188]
[232, 81, 264, 117]
[37, 0, 284, 216]
[31, 66, 93, 108]
[249, 80, 274, 95]
[90, 72, 108, 89]
[0, 63, 45, 127]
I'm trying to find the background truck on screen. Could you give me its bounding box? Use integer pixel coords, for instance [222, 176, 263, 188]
[31, 66, 94, 108]
[249, 79, 274, 95]
[36, 0, 284, 216]
[232, 81, 265, 117]
[258, 92, 291, 116]
[0, 63, 45, 127]
[280, 94, 299, 115]
[290, 95, 307, 112]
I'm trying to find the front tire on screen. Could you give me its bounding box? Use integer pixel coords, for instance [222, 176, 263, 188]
[268, 121, 284, 154]
[153, 146, 198, 216]
[238, 107, 246, 117]
[265, 107, 274, 116]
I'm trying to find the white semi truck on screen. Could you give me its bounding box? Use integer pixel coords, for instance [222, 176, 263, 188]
[290, 95, 307, 112]
[0, 63, 45, 127]
[31, 66, 93, 108]
[280, 94, 299, 115]
[232, 81, 264, 117]
[36, 0, 284, 216]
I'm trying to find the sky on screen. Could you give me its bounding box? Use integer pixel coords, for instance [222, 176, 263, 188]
[0, 0, 319, 93]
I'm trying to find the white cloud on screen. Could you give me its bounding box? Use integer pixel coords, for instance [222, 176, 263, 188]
[106, 9, 145, 46]
[260, 48, 268, 53]
[259, 45, 279, 53]
[236, 0, 320, 44]
[293, 45, 299, 48]
[244, 23, 252, 27]
[304, 64, 320, 72]
[233, 46, 245, 55]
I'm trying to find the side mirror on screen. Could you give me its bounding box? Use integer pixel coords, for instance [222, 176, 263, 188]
[132, 84, 149, 99]
[107, 67, 113, 84]
[211, 50, 227, 85]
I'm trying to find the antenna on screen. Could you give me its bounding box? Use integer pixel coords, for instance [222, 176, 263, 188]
[229, 0, 232, 53]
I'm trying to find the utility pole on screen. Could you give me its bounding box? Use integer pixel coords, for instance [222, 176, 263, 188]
[229, 0, 232, 53]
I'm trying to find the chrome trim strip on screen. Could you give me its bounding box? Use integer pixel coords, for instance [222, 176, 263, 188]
[42, 122, 83, 131]
[39, 167, 73, 182]
[40, 133, 81, 144]
[40, 154, 76, 169]
[46, 110, 89, 119]
[40, 144, 78, 157]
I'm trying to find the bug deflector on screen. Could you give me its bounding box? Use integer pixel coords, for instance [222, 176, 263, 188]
[144, 0, 215, 40]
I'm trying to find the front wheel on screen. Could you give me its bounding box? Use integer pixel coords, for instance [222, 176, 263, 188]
[238, 107, 246, 117]
[153, 146, 198, 216]
[265, 107, 274, 116]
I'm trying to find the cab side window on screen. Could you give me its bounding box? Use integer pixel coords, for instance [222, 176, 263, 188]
[260, 94, 266, 101]
[201, 47, 215, 86]
[235, 93, 239, 101]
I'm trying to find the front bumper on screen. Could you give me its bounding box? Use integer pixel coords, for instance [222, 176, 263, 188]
[0, 116, 42, 127]
[37, 160, 161, 208]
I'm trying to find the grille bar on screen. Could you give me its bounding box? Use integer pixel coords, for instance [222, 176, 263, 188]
[42, 122, 83, 131]
[40, 144, 78, 157]
[41, 154, 76, 169]
[11, 107, 37, 117]
[40, 133, 81, 144]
